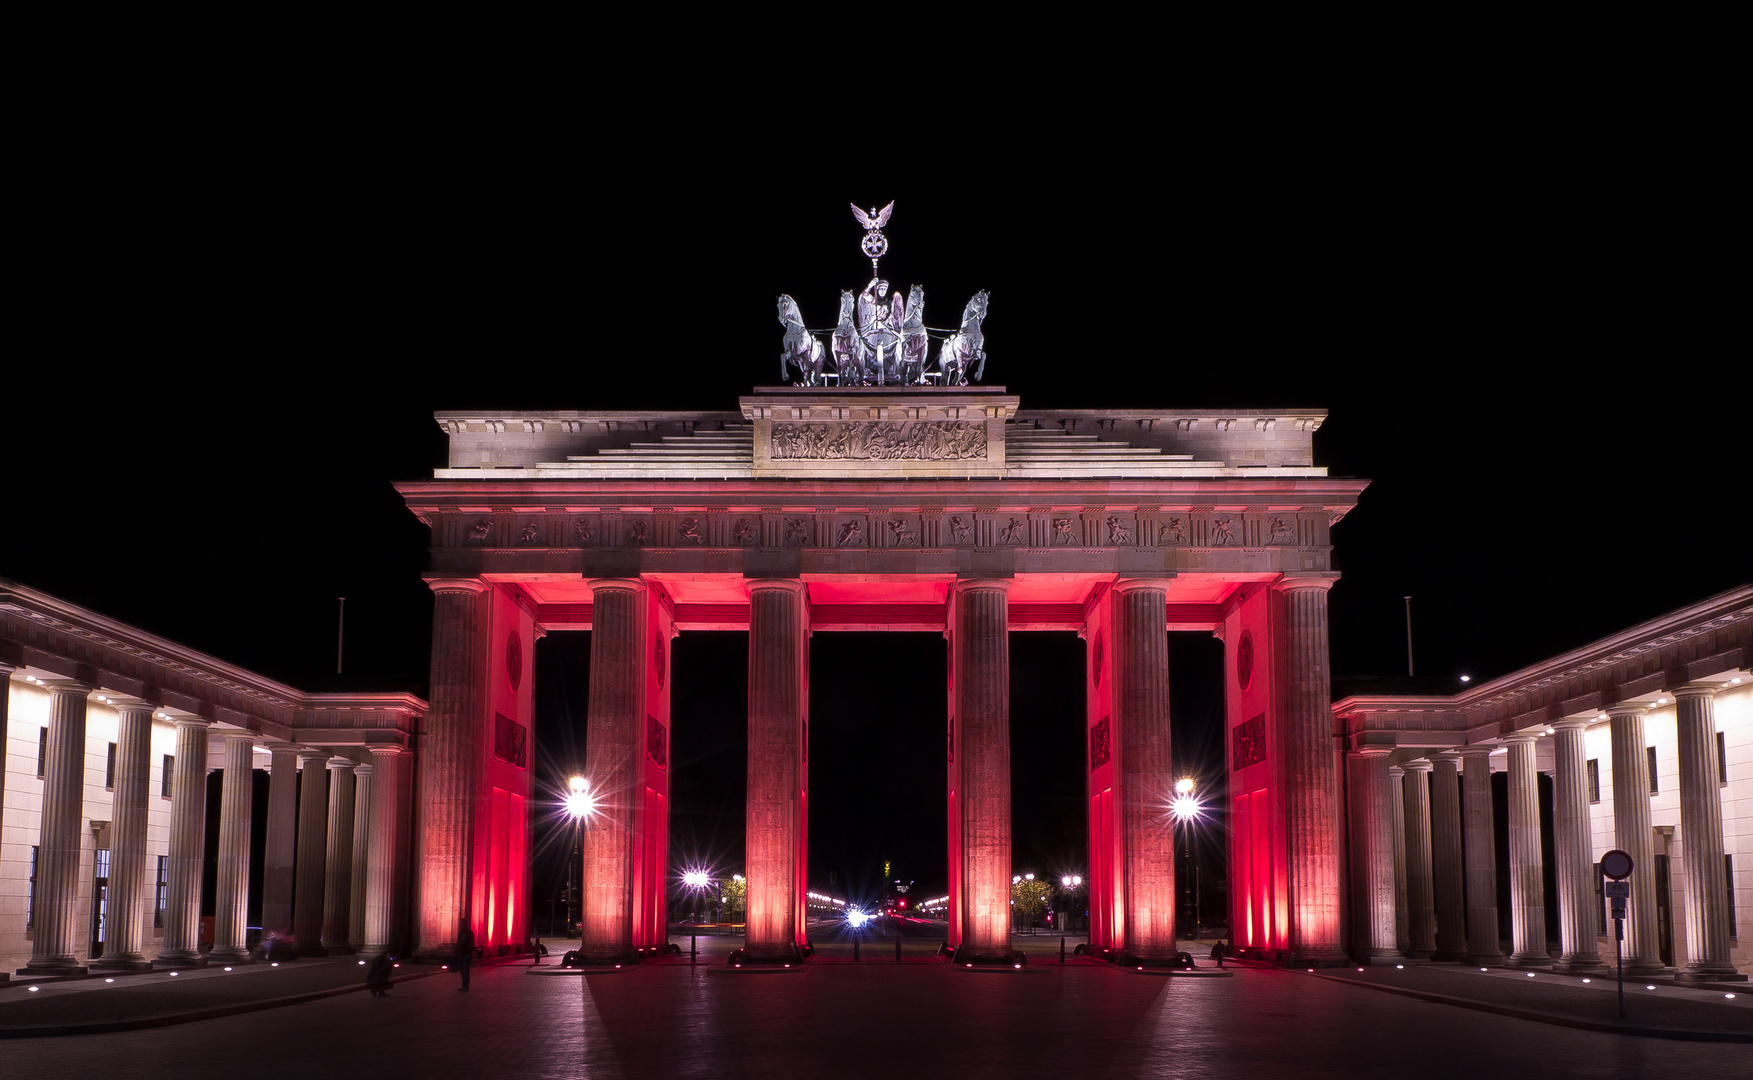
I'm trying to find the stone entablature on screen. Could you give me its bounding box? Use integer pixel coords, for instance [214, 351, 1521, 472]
[1333, 584, 1753, 751]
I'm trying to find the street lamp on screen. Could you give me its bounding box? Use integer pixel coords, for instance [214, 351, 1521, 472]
[564, 776, 593, 936]
[1169, 778, 1203, 944]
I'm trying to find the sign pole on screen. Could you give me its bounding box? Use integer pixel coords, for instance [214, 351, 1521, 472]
[1615, 917, 1624, 1019]
[1600, 848, 1635, 1023]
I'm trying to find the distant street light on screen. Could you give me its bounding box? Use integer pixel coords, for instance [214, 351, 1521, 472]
[1168, 778, 1205, 942]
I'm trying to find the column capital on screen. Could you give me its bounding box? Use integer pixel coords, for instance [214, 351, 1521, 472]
[425, 576, 489, 596]
[297, 746, 330, 763]
[39, 677, 96, 694]
[1606, 704, 1648, 719]
[1500, 733, 1540, 746]
[269, 743, 301, 759]
[1388, 764, 1407, 778]
[352, 762, 374, 777]
[952, 575, 1013, 595]
[1110, 576, 1176, 595]
[365, 744, 407, 760]
[1271, 571, 1339, 594]
[1550, 718, 1592, 733]
[218, 730, 257, 746]
[743, 577, 807, 598]
[1674, 683, 1719, 700]
[326, 756, 356, 772]
[169, 713, 213, 731]
[1454, 744, 1496, 758]
[1349, 744, 1395, 758]
[103, 695, 158, 713]
[1402, 759, 1434, 773]
[587, 577, 646, 597]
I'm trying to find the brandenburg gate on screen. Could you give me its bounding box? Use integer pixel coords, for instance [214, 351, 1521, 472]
[396, 384, 1366, 967]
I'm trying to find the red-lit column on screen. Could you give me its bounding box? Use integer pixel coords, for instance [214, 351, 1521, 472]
[1674, 686, 1738, 980]
[1429, 754, 1467, 961]
[1504, 736, 1548, 967]
[1400, 761, 1437, 958]
[293, 747, 330, 955]
[91, 698, 156, 972]
[1347, 746, 1403, 962]
[1273, 574, 1345, 965]
[209, 733, 258, 964]
[953, 578, 1013, 961]
[581, 578, 645, 963]
[260, 745, 300, 957]
[155, 716, 212, 968]
[22, 680, 94, 976]
[744, 579, 808, 962]
[1551, 720, 1604, 972]
[321, 757, 357, 953]
[1608, 706, 1666, 974]
[1113, 579, 1176, 962]
[416, 578, 488, 962]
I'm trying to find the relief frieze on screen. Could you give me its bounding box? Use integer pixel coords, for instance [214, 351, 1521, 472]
[769, 420, 988, 461]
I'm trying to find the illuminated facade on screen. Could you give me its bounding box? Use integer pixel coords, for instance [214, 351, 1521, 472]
[397, 386, 1366, 964]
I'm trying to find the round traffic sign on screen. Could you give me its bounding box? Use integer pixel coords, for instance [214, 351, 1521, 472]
[1601, 849, 1635, 880]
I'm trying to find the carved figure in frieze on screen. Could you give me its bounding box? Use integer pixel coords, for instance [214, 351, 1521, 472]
[768, 420, 987, 461]
[574, 519, 597, 545]
[465, 519, 492, 546]
[1106, 516, 1134, 545]
[1053, 518, 1079, 546]
[1211, 517, 1236, 546]
[625, 519, 649, 546]
[837, 519, 865, 547]
[517, 523, 541, 545]
[734, 518, 757, 545]
[777, 295, 826, 386]
[947, 516, 971, 544]
[1158, 517, 1187, 545]
[887, 518, 919, 547]
[677, 518, 703, 544]
[998, 517, 1028, 545]
[784, 518, 810, 546]
[1269, 516, 1297, 545]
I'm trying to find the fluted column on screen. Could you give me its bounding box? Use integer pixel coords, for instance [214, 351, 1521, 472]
[745, 578, 808, 962]
[416, 578, 489, 960]
[1430, 755, 1467, 960]
[1550, 720, 1604, 972]
[321, 757, 357, 953]
[1274, 574, 1344, 963]
[1458, 747, 1504, 965]
[293, 748, 329, 955]
[1401, 761, 1437, 958]
[1347, 748, 1402, 961]
[260, 745, 300, 956]
[22, 680, 93, 975]
[155, 716, 212, 967]
[1503, 736, 1548, 966]
[1114, 580, 1176, 962]
[1674, 686, 1739, 979]
[0, 666, 12, 940]
[348, 763, 374, 951]
[91, 698, 156, 971]
[362, 747, 405, 957]
[581, 579, 643, 963]
[1609, 706, 1665, 974]
[208, 733, 257, 963]
[953, 578, 1013, 960]
[1389, 765, 1411, 956]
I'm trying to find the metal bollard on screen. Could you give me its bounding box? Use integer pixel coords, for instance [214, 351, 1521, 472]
[691, 934, 697, 965]
[1060, 936, 1066, 964]
[896, 931, 902, 962]
[854, 934, 860, 962]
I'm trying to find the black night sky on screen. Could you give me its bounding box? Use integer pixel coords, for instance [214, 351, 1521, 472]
[7, 121, 1747, 916]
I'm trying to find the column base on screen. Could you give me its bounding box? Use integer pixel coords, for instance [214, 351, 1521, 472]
[1405, 946, 1436, 960]
[1366, 953, 1408, 966]
[295, 944, 330, 958]
[1623, 958, 1671, 977]
[1506, 951, 1552, 969]
[1552, 956, 1607, 974]
[1429, 949, 1467, 962]
[951, 945, 1029, 968]
[1675, 967, 1749, 983]
[88, 954, 155, 973]
[732, 942, 806, 966]
[152, 952, 207, 969]
[1286, 947, 1350, 968]
[1465, 951, 1507, 968]
[412, 947, 455, 965]
[321, 943, 357, 955]
[17, 960, 86, 977]
[206, 947, 254, 964]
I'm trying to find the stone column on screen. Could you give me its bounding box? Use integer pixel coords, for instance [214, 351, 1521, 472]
[745, 579, 808, 962]
[293, 747, 329, 955]
[1347, 748, 1402, 962]
[21, 680, 93, 976]
[362, 747, 405, 957]
[1401, 761, 1437, 958]
[1503, 735, 1548, 966]
[1429, 755, 1467, 961]
[209, 733, 258, 964]
[155, 716, 212, 968]
[1609, 706, 1665, 974]
[1388, 765, 1411, 956]
[0, 665, 11, 932]
[91, 698, 156, 972]
[580, 579, 643, 963]
[1550, 720, 1604, 972]
[1674, 686, 1740, 980]
[321, 757, 357, 953]
[348, 763, 374, 951]
[1274, 574, 1344, 964]
[1458, 747, 1504, 965]
[260, 745, 300, 956]
[416, 578, 488, 961]
[1114, 579, 1176, 963]
[953, 578, 1013, 961]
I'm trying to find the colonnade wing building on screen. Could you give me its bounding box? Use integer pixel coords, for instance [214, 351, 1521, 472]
[0, 581, 424, 978]
[397, 387, 1367, 965]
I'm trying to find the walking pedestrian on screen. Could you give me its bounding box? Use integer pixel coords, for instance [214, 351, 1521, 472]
[366, 953, 394, 997]
[455, 917, 476, 991]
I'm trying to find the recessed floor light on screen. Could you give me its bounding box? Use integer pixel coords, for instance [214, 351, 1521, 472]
[105, 978, 114, 983]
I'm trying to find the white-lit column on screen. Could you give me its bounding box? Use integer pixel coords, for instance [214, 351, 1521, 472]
[1401, 760, 1437, 958]
[362, 746, 406, 957]
[1674, 686, 1738, 979]
[1609, 706, 1665, 974]
[209, 733, 258, 964]
[1458, 747, 1504, 966]
[1550, 720, 1604, 972]
[155, 716, 212, 967]
[321, 757, 357, 953]
[1503, 735, 1548, 966]
[260, 745, 300, 953]
[92, 698, 156, 972]
[1430, 754, 1467, 961]
[1388, 764, 1410, 957]
[21, 680, 93, 975]
[348, 762, 374, 951]
[293, 747, 329, 955]
[1347, 747, 1402, 962]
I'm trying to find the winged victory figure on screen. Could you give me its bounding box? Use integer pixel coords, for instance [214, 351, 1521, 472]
[831, 289, 866, 386]
[777, 294, 826, 386]
[937, 290, 990, 385]
[857, 278, 904, 385]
